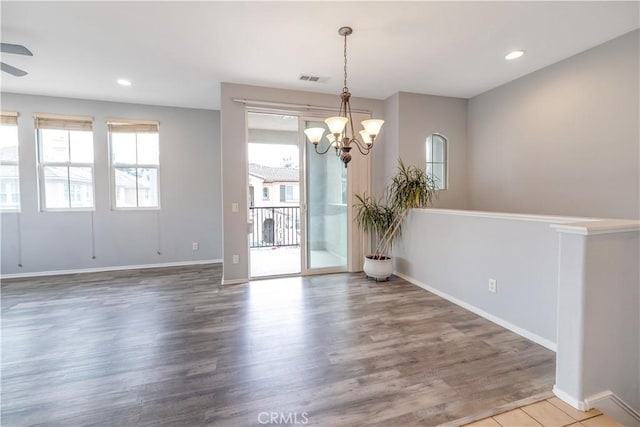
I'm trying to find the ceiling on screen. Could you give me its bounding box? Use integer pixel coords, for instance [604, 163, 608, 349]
[1, 2, 638, 110]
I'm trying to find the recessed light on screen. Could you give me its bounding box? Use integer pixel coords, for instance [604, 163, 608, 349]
[117, 79, 132, 86]
[505, 50, 525, 60]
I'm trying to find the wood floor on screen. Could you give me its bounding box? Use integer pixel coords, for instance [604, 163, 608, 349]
[2, 265, 555, 426]
[463, 396, 615, 427]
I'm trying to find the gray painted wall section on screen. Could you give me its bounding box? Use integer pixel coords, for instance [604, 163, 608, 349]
[396, 209, 561, 346]
[468, 30, 640, 219]
[1, 93, 222, 275]
[397, 92, 469, 210]
[555, 228, 640, 413]
[381, 92, 469, 209]
[382, 93, 400, 189]
[220, 83, 384, 282]
[583, 232, 640, 411]
[555, 233, 588, 400]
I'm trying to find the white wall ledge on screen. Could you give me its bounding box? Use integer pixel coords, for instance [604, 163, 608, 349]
[413, 208, 594, 224]
[551, 219, 640, 235]
[413, 208, 640, 234]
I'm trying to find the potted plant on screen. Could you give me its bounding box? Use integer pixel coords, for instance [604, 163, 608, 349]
[354, 160, 437, 280]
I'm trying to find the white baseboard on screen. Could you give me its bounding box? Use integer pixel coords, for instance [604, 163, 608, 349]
[221, 278, 249, 285]
[586, 390, 640, 426]
[1, 259, 223, 279]
[554, 386, 640, 426]
[553, 386, 587, 410]
[394, 271, 557, 352]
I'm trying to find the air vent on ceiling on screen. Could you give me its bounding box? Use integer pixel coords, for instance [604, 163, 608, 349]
[299, 74, 325, 83]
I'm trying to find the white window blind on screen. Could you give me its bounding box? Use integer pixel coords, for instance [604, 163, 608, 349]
[0, 111, 18, 126]
[35, 113, 95, 210]
[1, 112, 20, 211]
[107, 119, 160, 209]
[34, 113, 93, 131]
[107, 118, 159, 134]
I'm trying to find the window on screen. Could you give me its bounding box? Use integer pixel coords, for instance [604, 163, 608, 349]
[340, 162, 347, 205]
[279, 184, 298, 202]
[1, 112, 20, 211]
[108, 120, 160, 209]
[263, 187, 269, 200]
[36, 114, 95, 210]
[426, 134, 447, 190]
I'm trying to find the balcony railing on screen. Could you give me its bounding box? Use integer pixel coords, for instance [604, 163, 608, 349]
[249, 206, 300, 248]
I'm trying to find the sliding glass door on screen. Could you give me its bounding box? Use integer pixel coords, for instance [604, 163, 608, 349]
[246, 110, 370, 278]
[247, 112, 301, 278]
[303, 119, 348, 273]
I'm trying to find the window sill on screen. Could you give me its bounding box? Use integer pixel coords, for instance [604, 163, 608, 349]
[112, 207, 161, 211]
[41, 208, 96, 213]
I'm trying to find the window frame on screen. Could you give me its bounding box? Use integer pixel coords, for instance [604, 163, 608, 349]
[280, 184, 298, 203]
[107, 121, 161, 211]
[426, 133, 448, 191]
[36, 118, 96, 212]
[0, 113, 21, 212]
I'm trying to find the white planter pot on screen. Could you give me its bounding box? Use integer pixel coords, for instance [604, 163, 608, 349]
[363, 256, 393, 281]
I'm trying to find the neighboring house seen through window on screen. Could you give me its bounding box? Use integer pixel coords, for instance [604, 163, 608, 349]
[0, 112, 20, 211]
[108, 120, 160, 209]
[36, 114, 95, 210]
[426, 134, 447, 190]
[279, 184, 298, 202]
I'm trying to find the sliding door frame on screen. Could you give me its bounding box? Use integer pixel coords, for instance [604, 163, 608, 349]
[299, 113, 372, 276]
[244, 106, 371, 279]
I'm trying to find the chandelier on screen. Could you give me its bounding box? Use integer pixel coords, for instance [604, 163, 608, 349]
[304, 27, 384, 168]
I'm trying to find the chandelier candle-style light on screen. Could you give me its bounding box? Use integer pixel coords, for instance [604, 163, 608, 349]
[304, 26, 384, 168]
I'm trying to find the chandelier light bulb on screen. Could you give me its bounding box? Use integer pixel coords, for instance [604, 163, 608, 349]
[304, 127, 325, 144]
[359, 130, 373, 146]
[361, 119, 384, 137]
[325, 116, 348, 136]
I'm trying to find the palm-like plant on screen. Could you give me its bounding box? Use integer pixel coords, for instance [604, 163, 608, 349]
[354, 160, 437, 259]
[354, 194, 395, 259]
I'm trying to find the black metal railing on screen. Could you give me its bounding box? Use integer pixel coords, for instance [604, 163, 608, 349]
[249, 206, 300, 248]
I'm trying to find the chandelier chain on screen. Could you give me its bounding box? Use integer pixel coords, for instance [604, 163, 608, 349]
[302, 26, 383, 168]
[343, 33, 348, 89]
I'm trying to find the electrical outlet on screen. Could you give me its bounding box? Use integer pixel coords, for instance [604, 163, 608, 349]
[232, 254, 239, 264]
[232, 203, 239, 213]
[192, 242, 199, 251]
[488, 279, 497, 293]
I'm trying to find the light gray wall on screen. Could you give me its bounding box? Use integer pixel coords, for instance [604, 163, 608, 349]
[220, 83, 384, 282]
[468, 30, 640, 219]
[382, 93, 400, 189]
[555, 227, 639, 414]
[0, 93, 222, 275]
[583, 232, 640, 411]
[396, 209, 565, 347]
[382, 92, 469, 209]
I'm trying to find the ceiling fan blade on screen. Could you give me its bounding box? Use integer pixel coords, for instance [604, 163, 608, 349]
[1, 62, 28, 77]
[0, 43, 33, 56]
